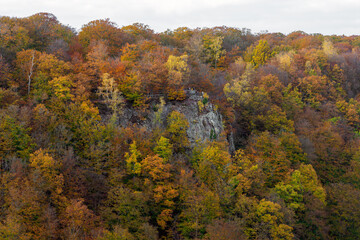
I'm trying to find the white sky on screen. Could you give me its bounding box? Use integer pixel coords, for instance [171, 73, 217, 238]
[1, 0, 360, 35]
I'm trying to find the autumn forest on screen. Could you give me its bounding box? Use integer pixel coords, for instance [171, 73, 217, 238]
[1, 12, 360, 239]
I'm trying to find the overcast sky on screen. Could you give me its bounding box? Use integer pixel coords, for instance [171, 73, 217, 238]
[1, 0, 360, 35]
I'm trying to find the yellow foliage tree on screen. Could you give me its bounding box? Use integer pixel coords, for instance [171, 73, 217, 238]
[49, 75, 73, 101]
[322, 38, 337, 56]
[165, 54, 189, 100]
[166, 111, 189, 151]
[29, 149, 67, 208]
[202, 35, 226, 69]
[245, 40, 271, 68]
[125, 141, 142, 175]
[252, 199, 294, 240]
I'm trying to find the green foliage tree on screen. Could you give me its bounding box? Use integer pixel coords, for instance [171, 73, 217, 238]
[275, 164, 327, 239]
[102, 184, 149, 233]
[327, 183, 360, 239]
[275, 164, 326, 211]
[0, 114, 34, 166]
[248, 132, 292, 187]
[179, 171, 221, 239]
[228, 149, 265, 196]
[153, 136, 173, 161]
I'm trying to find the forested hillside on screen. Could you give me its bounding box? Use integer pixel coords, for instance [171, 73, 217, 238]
[1, 12, 360, 239]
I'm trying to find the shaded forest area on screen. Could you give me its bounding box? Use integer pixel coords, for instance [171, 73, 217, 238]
[1, 12, 360, 239]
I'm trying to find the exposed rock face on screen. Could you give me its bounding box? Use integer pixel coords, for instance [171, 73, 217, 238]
[118, 90, 233, 149]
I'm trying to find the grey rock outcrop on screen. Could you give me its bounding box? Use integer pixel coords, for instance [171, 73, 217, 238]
[117, 90, 233, 149]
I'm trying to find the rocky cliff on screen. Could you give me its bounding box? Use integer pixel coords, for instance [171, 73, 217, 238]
[117, 90, 233, 150]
